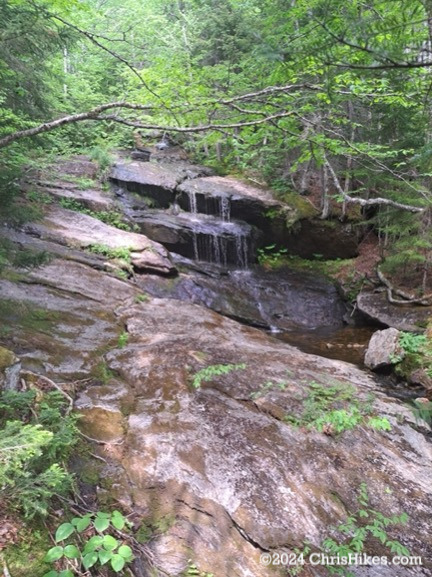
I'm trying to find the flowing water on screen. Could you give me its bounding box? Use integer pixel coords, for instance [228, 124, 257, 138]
[114, 177, 379, 366]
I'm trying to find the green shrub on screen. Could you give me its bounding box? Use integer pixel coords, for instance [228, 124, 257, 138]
[321, 483, 410, 575]
[0, 390, 78, 518]
[285, 381, 391, 435]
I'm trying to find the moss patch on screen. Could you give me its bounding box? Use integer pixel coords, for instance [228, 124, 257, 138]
[4, 526, 52, 577]
[0, 346, 17, 369]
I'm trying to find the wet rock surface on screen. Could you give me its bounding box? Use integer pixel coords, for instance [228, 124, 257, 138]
[138, 258, 347, 330]
[1, 154, 431, 576]
[111, 158, 360, 262]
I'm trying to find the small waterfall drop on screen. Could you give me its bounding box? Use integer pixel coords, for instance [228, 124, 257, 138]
[219, 195, 231, 222]
[188, 190, 198, 214]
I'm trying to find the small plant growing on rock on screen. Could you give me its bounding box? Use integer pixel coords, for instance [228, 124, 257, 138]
[250, 380, 288, 400]
[284, 381, 391, 435]
[88, 244, 132, 263]
[43, 511, 133, 576]
[321, 483, 410, 575]
[191, 363, 246, 389]
[257, 244, 288, 268]
[117, 331, 129, 348]
[135, 293, 150, 303]
[182, 560, 214, 577]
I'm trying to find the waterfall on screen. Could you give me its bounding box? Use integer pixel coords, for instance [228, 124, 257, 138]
[219, 195, 231, 222]
[188, 190, 198, 214]
[235, 235, 249, 269]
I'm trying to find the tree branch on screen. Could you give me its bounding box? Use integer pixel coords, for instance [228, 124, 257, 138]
[0, 102, 153, 149]
[324, 155, 425, 213]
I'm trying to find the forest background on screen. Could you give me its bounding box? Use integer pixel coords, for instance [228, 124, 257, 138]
[2, 0, 432, 288]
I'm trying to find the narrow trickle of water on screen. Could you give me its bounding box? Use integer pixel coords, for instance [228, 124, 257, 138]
[212, 233, 221, 264]
[219, 196, 231, 222]
[235, 235, 249, 269]
[192, 233, 199, 261]
[188, 190, 198, 214]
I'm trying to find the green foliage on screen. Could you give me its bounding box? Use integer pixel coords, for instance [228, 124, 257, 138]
[0, 389, 78, 518]
[87, 244, 132, 262]
[257, 244, 288, 268]
[191, 363, 246, 389]
[285, 381, 391, 435]
[91, 361, 115, 384]
[117, 331, 129, 348]
[134, 293, 150, 303]
[43, 511, 133, 576]
[58, 198, 133, 232]
[399, 332, 427, 355]
[321, 483, 410, 575]
[182, 560, 214, 577]
[89, 146, 113, 179]
[250, 380, 287, 400]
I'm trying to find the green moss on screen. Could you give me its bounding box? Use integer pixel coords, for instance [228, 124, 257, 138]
[91, 361, 115, 384]
[0, 299, 60, 334]
[0, 346, 16, 369]
[277, 191, 319, 221]
[4, 526, 52, 577]
[135, 514, 176, 543]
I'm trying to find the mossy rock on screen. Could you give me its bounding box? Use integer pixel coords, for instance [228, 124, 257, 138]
[0, 346, 17, 370]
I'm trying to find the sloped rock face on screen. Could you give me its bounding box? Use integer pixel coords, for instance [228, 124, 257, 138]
[2, 227, 432, 576]
[77, 298, 432, 577]
[23, 205, 175, 275]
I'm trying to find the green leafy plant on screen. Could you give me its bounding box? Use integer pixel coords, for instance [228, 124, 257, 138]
[321, 483, 410, 576]
[43, 511, 133, 576]
[399, 332, 428, 354]
[285, 382, 391, 435]
[182, 560, 214, 577]
[250, 380, 287, 400]
[87, 244, 132, 262]
[191, 363, 246, 389]
[89, 145, 113, 179]
[117, 331, 129, 348]
[257, 244, 288, 268]
[134, 293, 150, 303]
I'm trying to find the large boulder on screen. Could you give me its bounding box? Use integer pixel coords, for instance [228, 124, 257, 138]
[364, 328, 402, 370]
[357, 291, 432, 331]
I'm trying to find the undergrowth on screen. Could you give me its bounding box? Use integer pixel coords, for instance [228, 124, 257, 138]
[285, 381, 391, 435]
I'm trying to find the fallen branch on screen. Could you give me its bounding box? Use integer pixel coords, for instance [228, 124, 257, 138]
[377, 267, 432, 305]
[21, 370, 74, 414]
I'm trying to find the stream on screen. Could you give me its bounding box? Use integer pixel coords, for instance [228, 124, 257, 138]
[112, 158, 378, 368]
[2, 154, 432, 576]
